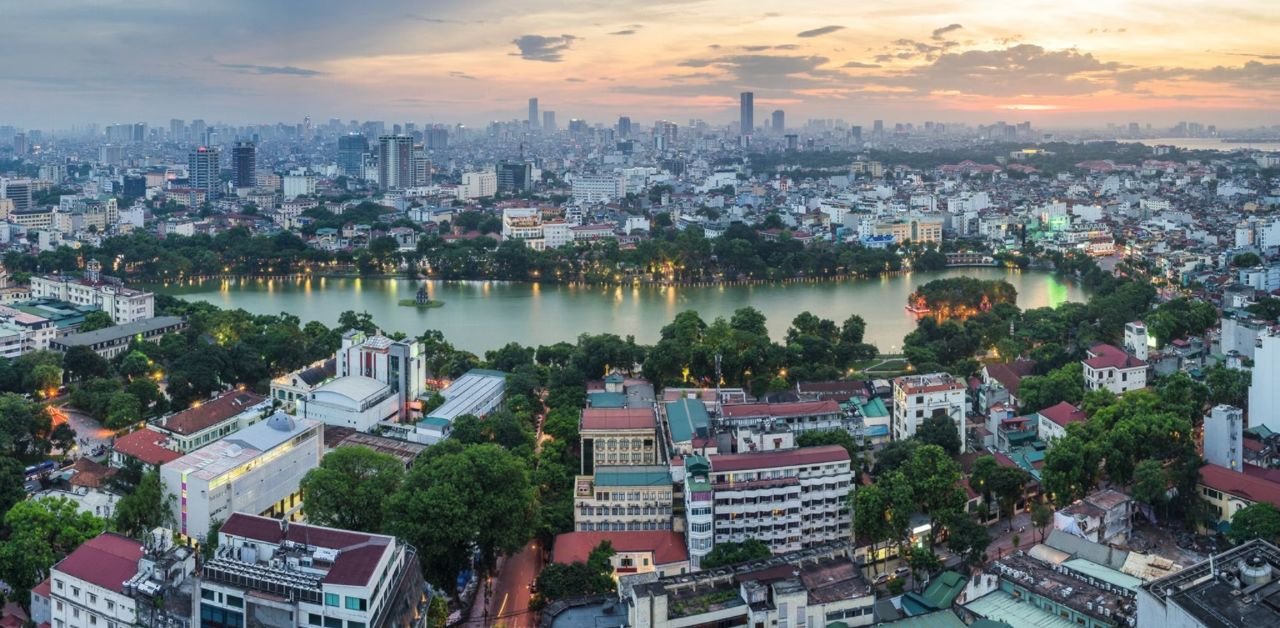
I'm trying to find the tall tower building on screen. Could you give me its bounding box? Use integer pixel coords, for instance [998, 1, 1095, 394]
[872, 119, 885, 137]
[187, 147, 221, 197]
[232, 141, 257, 189]
[542, 111, 556, 132]
[739, 92, 754, 136]
[337, 134, 369, 177]
[528, 98, 540, 129]
[617, 116, 632, 138]
[169, 119, 185, 142]
[377, 135, 413, 189]
[771, 109, 785, 133]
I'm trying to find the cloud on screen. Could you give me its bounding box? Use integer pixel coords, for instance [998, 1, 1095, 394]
[565, 77, 585, 82]
[449, 71, 476, 80]
[878, 44, 1122, 96]
[510, 34, 577, 62]
[842, 61, 881, 68]
[609, 29, 636, 35]
[797, 25, 844, 38]
[1228, 52, 1280, 60]
[930, 24, 963, 40]
[216, 62, 324, 76]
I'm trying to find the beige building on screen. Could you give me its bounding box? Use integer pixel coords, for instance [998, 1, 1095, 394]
[579, 407, 659, 474]
[573, 465, 674, 532]
[875, 215, 944, 244]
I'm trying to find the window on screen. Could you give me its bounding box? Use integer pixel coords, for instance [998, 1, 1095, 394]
[226, 595, 243, 608]
[348, 623, 366, 628]
[72, 587, 80, 597]
[325, 593, 340, 607]
[309, 614, 323, 626]
[325, 618, 342, 628]
[55, 580, 64, 590]
[106, 600, 114, 611]
[202, 589, 217, 601]
[90, 616, 97, 626]
[345, 597, 367, 612]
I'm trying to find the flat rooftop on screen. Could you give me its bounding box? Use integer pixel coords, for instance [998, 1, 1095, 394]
[163, 413, 317, 482]
[427, 369, 506, 422]
[1141, 540, 1280, 628]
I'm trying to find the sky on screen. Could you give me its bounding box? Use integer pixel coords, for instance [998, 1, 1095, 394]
[2, 0, 1279, 130]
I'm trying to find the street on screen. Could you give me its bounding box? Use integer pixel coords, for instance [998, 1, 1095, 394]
[465, 541, 543, 627]
[55, 404, 113, 459]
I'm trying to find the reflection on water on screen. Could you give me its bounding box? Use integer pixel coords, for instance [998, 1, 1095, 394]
[153, 268, 1088, 354]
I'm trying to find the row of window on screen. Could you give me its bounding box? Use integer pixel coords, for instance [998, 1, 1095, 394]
[324, 593, 368, 611]
[308, 613, 366, 628]
[578, 521, 673, 531]
[591, 490, 669, 502]
[712, 464, 846, 484]
[578, 505, 671, 516]
[593, 438, 656, 451]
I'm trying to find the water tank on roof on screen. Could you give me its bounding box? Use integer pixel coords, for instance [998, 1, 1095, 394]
[1240, 555, 1273, 587]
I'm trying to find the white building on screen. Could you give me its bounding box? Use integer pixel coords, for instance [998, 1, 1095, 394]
[572, 173, 624, 204]
[297, 376, 400, 432]
[457, 171, 497, 199]
[501, 207, 547, 249]
[892, 373, 968, 451]
[1082, 343, 1148, 394]
[197, 513, 428, 628]
[1204, 404, 1244, 471]
[0, 304, 55, 357]
[335, 331, 425, 421]
[161, 413, 323, 540]
[408, 369, 506, 444]
[1124, 321, 1151, 362]
[282, 172, 317, 199]
[149, 390, 272, 453]
[1251, 330, 1280, 433]
[45, 532, 195, 628]
[29, 261, 154, 324]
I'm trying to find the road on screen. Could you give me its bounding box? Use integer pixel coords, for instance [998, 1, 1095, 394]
[465, 541, 543, 627]
[56, 404, 113, 459]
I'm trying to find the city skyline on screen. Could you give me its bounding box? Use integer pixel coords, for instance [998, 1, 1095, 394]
[3, 0, 1279, 129]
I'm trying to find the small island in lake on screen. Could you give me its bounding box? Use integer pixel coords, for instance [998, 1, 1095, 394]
[399, 285, 445, 309]
[907, 277, 1017, 321]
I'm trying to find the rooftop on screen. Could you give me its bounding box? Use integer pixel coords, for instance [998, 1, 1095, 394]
[1084, 343, 1147, 370]
[553, 531, 688, 566]
[581, 407, 657, 432]
[895, 373, 965, 394]
[720, 399, 842, 420]
[54, 316, 186, 347]
[322, 426, 426, 467]
[53, 533, 143, 595]
[158, 390, 267, 436]
[312, 375, 390, 402]
[1140, 540, 1280, 628]
[113, 428, 182, 466]
[593, 466, 671, 487]
[427, 368, 506, 422]
[162, 413, 318, 482]
[216, 513, 394, 588]
[1037, 401, 1088, 427]
[665, 398, 710, 443]
[709, 445, 849, 473]
[1200, 463, 1280, 508]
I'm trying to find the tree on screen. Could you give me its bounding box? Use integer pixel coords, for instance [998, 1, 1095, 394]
[0, 458, 26, 517]
[903, 445, 965, 535]
[945, 514, 991, 567]
[535, 541, 616, 601]
[906, 547, 942, 590]
[29, 363, 63, 397]
[1232, 252, 1263, 268]
[1031, 504, 1053, 542]
[300, 447, 405, 533]
[988, 467, 1030, 527]
[1017, 364, 1085, 413]
[385, 444, 535, 593]
[119, 351, 155, 380]
[113, 471, 171, 537]
[449, 411, 534, 453]
[873, 439, 919, 475]
[796, 430, 860, 458]
[917, 411, 961, 455]
[1228, 503, 1280, 544]
[853, 484, 891, 573]
[1132, 460, 1169, 511]
[0, 497, 107, 596]
[79, 310, 115, 332]
[63, 345, 113, 382]
[1205, 364, 1251, 407]
[700, 539, 772, 569]
[105, 392, 143, 429]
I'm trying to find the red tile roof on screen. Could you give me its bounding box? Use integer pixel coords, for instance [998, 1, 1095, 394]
[53, 533, 142, 594]
[1083, 344, 1146, 370]
[219, 513, 391, 587]
[984, 360, 1037, 397]
[580, 408, 656, 431]
[112, 429, 181, 466]
[1200, 463, 1280, 507]
[710, 445, 849, 472]
[159, 390, 266, 436]
[721, 400, 841, 420]
[552, 531, 688, 566]
[31, 578, 51, 599]
[69, 458, 117, 489]
[1037, 401, 1088, 428]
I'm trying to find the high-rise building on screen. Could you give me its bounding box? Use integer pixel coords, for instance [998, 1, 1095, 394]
[617, 116, 632, 138]
[1251, 330, 1280, 433]
[739, 92, 754, 136]
[543, 111, 556, 131]
[568, 119, 588, 135]
[496, 161, 534, 194]
[169, 118, 185, 141]
[0, 178, 33, 212]
[232, 141, 256, 189]
[337, 133, 368, 177]
[412, 148, 432, 186]
[771, 109, 784, 133]
[190, 119, 207, 144]
[850, 125, 862, 143]
[872, 119, 885, 136]
[377, 134, 413, 189]
[187, 146, 220, 197]
[12, 133, 27, 155]
[528, 97, 540, 129]
[424, 127, 448, 150]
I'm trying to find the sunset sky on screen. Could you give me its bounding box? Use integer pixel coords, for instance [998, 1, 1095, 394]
[3, 0, 1278, 128]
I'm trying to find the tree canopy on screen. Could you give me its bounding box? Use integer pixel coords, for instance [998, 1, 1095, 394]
[300, 446, 406, 533]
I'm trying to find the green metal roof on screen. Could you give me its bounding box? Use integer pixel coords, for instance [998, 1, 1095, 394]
[875, 609, 967, 627]
[587, 392, 628, 408]
[417, 417, 452, 429]
[594, 466, 671, 487]
[1062, 558, 1142, 593]
[665, 398, 709, 443]
[860, 396, 889, 418]
[919, 571, 967, 609]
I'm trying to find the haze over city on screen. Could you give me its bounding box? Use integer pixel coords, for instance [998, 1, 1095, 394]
[4, 0, 1280, 128]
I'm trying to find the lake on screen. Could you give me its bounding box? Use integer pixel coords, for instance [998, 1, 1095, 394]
[1116, 137, 1280, 152]
[154, 268, 1087, 354]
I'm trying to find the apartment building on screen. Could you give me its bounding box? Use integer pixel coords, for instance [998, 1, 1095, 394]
[161, 413, 323, 540]
[892, 373, 968, 451]
[718, 400, 848, 435]
[579, 407, 660, 474]
[571, 173, 624, 204]
[702, 446, 852, 556]
[42, 532, 195, 628]
[0, 305, 55, 358]
[1082, 343, 1148, 394]
[573, 465, 674, 532]
[197, 513, 428, 628]
[148, 389, 271, 453]
[29, 261, 154, 324]
[52, 316, 187, 359]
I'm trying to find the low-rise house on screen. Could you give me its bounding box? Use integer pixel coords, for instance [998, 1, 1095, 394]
[552, 531, 690, 579]
[1082, 343, 1148, 394]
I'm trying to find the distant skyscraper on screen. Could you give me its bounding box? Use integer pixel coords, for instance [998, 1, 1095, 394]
[872, 119, 884, 137]
[771, 110, 785, 133]
[190, 119, 207, 144]
[424, 128, 449, 150]
[850, 125, 862, 143]
[377, 135, 413, 189]
[740, 92, 754, 136]
[11, 133, 26, 155]
[528, 98, 540, 129]
[169, 119, 185, 142]
[232, 141, 256, 189]
[188, 147, 221, 197]
[496, 161, 534, 193]
[785, 134, 798, 150]
[543, 111, 556, 132]
[617, 116, 632, 138]
[337, 134, 368, 177]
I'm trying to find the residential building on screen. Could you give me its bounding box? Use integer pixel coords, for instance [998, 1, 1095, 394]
[377, 135, 413, 190]
[232, 141, 256, 189]
[739, 91, 754, 136]
[553, 531, 689, 578]
[662, 398, 711, 455]
[1037, 401, 1088, 443]
[571, 173, 624, 204]
[29, 261, 154, 323]
[1054, 489, 1134, 544]
[46, 532, 195, 628]
[1204, 404, 1245, 471]
[0, 304, 55, 356]
[188, 147, 220, 197]
[704, 445, 852, 555]
[626, 541, 875, 628]
[580, 407, 659, 474]
[573, 465, 674, 532]
[1082, 343, 1148, 394]
[892, 373, 967, 451]
[161, 413, 323, 540]
[283, 172, 317, 199]
[1124, 321, 1151, 362]
[51, 316, 187, 359]
[149, 390, 271, 453]
[1137, 539, 1280, 628]
[718, 400, 849, 436]
[457, 171, 497, 199]
[335, 331, 425, 421]
[197, 513, 428, 628]
[967, 552, 1134, 628]
[271, 359, 338, 409]
[409, 369, 506, 444]
[1198, 463, 1280, 527]
[1251, 330, 1280, 433]
[111, 428, 183, 470]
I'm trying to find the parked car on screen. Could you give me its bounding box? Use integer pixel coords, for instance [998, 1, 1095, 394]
[894, 566, 912, 579]
[873, 573, 892, 586]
